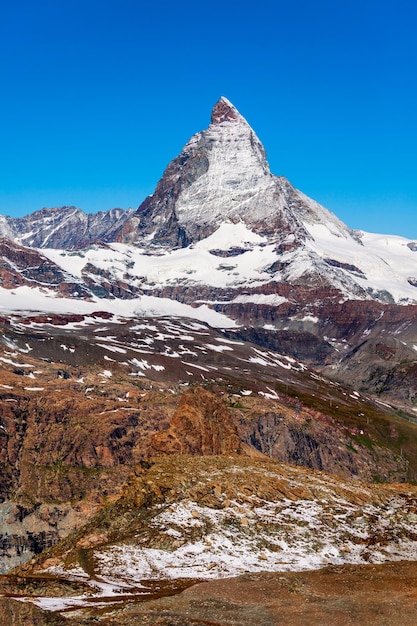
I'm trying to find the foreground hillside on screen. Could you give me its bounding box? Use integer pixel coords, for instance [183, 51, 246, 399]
[2, 455, 417, 624]
[4, 561, 417, 625]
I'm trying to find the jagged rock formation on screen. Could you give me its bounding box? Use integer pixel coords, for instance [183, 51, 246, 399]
[149, 386, 243, 456]
[0, 238, 90, 297]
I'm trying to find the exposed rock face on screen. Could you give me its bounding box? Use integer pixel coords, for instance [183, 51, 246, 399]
[0, 216, 15, 241]
[234, 395, 410, 483]
[0, 238, 90, 297]
[149, 386, 243, 456]
[211, 96, 240, 123]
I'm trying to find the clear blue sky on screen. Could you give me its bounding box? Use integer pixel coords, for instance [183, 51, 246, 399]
[1, 0, 416, 237]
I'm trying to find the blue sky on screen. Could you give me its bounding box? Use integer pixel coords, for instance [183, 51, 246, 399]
[1, 0, 416, 237]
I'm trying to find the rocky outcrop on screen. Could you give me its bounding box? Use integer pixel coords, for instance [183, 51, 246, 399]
[81, 263, 143, 298]
[149, 386, 243, 456]
[0, 238, 90, 297]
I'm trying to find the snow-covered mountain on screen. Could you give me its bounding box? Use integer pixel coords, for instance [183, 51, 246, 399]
[117, 97, 352, 246]
[1, 97, 417, 409]
[1, 96, 417, 308]
[3, 98, 417, 619]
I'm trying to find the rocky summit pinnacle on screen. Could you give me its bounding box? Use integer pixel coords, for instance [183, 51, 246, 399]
[211, 96, 240, 124]
[116, 96, 344, 248]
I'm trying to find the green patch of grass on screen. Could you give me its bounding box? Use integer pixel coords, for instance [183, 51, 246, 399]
[352, 434, 374, 450]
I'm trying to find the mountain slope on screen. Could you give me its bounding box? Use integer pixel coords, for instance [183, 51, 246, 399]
[4, 455, 417, 621]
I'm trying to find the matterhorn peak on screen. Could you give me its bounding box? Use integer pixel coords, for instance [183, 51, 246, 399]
[211, 96, 241, 124]
[119, 96, 353, 250]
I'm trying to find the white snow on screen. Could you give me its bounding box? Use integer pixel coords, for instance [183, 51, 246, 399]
[204, 343, 233, 353]
[91, 490, 417, 582]
[230, 294, 287, 306]
[182, 361, 210, 372]
[304, 223, 417, 303]
[0, 286, 236, 328]
[174, 110, 274, 229]
[0, 357, 32, 368]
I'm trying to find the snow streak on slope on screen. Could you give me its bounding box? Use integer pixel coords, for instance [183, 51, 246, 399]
[0, 286, 236, 328]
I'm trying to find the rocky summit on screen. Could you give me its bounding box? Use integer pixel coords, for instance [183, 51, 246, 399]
[1, 97, 417, 624]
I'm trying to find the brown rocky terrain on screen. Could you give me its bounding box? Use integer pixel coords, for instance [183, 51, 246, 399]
[60, 562, 417, 626]
[4, 561, 417, 625]
[2, 454, 417, 624]
[2, 310, 417, 574]
[1, 316, 417, 623]
[149, 386, 243, 456]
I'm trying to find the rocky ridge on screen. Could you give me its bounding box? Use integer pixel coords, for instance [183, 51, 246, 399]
[0, 206, 132, 251]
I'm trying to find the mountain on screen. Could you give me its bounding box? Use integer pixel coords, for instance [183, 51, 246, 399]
[0, 206, 132, 250]
[2, 97, 417, 622]
[117, 96, 352, 245]
[114, 96, 417, 304]
[2, 97, 417, 305]
[1, 97, 417, 408]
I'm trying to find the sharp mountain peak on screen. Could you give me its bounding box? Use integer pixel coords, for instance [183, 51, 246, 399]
[211, 96, 242, 124]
